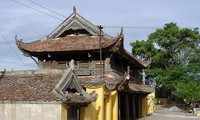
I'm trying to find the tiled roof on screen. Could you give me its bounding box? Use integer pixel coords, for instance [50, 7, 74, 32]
[66, 93, 93, 104]
[16, 35, 117, 52]
[0, 70, 93, 104]
[79, 76, 105, 87]
[128, 81, 156, 93]
[0, 72, 62, 102]
[78, 72, 123, 88]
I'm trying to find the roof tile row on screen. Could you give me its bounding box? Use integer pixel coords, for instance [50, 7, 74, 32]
[17, 35, 117, 52]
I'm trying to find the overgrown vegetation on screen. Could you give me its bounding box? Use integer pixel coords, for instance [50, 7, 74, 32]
[130, 22, 200, 104]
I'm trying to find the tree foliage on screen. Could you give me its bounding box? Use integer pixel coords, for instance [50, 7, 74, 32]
[130, 22, 200, 102]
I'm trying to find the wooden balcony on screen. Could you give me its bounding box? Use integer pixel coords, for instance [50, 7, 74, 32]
[41, 60, 137, 80]
[41, 60, 136, 80]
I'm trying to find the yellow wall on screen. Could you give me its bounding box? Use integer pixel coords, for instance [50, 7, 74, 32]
[142, 93, 155, 117]
[61, 104, 67, 120]
[111, 91, 118, 120]
[80, 86, 103, 120]
[80, 87, 153, 120]
[147, 93, 155, 114]
[80, 85, 118, 120]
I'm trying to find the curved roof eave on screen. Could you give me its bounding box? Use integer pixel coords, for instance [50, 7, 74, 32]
[111, 34, 148, 69]
[15, 35, 120, 55]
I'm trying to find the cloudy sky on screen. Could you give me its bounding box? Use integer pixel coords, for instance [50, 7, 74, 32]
[0, 0, 200, 71]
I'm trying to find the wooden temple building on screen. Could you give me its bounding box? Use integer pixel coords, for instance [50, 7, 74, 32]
[0, 7, 155, 120]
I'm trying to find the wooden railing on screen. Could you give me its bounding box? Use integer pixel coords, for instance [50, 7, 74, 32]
[42, 60, 136, 79]
[56, 60, 105, 70]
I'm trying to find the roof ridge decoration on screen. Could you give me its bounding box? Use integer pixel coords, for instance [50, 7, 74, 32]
[120, 27, 124, 37]
[54, 60, 97, 103]
[47, 7, 112, 39]
[73, 6, 76, 13]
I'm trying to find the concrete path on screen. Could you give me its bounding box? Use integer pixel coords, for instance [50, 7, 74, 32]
[139, 105, 199, 120]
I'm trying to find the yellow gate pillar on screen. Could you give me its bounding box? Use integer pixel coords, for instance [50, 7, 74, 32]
[142, 95, 148, 117]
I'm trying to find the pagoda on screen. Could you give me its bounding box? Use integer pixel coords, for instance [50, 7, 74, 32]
[14, 7, 155, 120]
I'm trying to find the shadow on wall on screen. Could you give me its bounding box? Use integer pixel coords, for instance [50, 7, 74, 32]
[96, 106, 101, 120]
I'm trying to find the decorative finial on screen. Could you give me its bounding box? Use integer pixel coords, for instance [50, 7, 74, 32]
[73, 6, 76, 13]
[120, 27, 124, 34]
[15, 35, 18, 40]
[69, 59, 75, 70]
[119, 27, 124, 38]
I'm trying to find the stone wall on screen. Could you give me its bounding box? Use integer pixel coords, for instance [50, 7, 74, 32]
[0, 102, 63, 120]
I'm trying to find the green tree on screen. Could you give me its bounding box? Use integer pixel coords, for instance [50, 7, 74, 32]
[130, 22, 200, 103]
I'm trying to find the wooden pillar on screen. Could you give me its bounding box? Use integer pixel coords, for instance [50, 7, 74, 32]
[125, 94, 130, 120]
[142, 95, 148, 117]
[51, 60, 56, 69]
[142, 96, 146, 117]
[146, 96, 148, 116]
[138, 95, 142, 118]
[131, 95, 136, 120]
[135, 69, 138, 80]
[80, 107, 85, 120]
